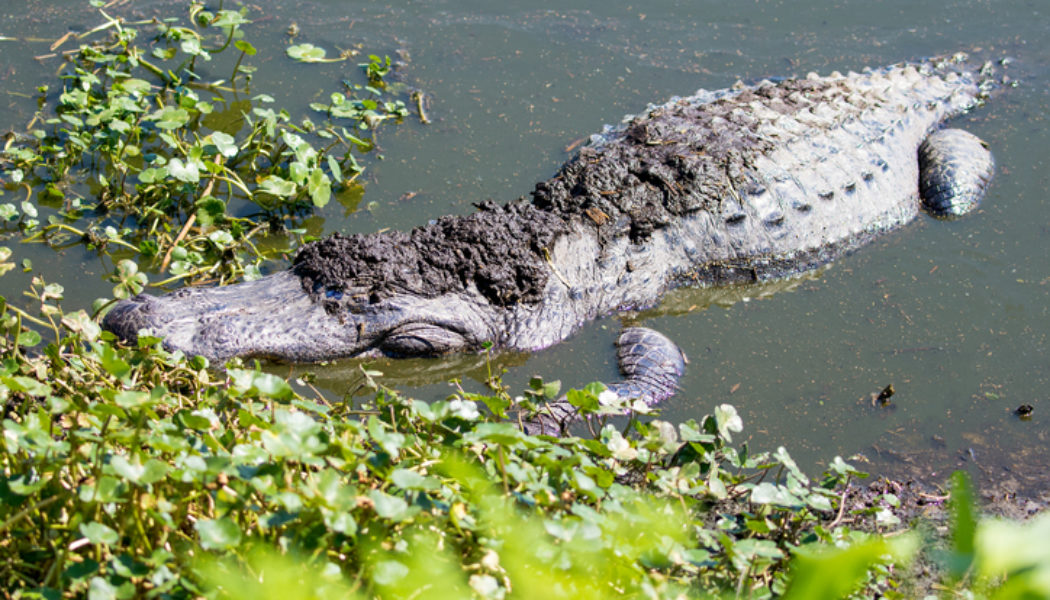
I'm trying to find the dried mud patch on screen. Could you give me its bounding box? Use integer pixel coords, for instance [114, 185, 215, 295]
[293, 200, 568, 308]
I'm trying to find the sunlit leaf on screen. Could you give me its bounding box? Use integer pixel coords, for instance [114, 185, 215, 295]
[307, 167, 331, 207]
[196, 518, 242, 551]
[168, 157, 200, 183]
[714, 404, 743, 442]
[287, 43, 327, 62]
[209, 131, 238, 157]
[782, 535, 918, 600]
[79, 522, 119, 546]
[258, 175, 296, 197]
[148, 106, 190, 130]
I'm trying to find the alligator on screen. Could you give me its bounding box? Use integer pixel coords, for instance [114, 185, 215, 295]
[103, 54, 998, 432]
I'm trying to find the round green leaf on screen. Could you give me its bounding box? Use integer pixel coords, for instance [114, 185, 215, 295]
[168, 158, 200, 183]
[196, 518, 242, 550]
[209, 131, 238, 158]
[79, 522, 119, 546]
[287, 43, 327, 62]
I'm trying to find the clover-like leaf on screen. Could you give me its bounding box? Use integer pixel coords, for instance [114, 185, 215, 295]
[287, 43, 327, 62]
[148, 106, 190, 130]
[258, 175, 296, 197]
[61, 309, 101, 341]
[228, 368, 294, 401]
[306, 168, 332, 208]
[112, 259, 148, 299]
[167, 157, 200, 183]
[208, 131, 238, 158]
[211, 10, 251, 28]
[714, 404, 743, 442]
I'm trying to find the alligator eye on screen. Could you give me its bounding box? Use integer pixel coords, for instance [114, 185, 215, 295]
[325, 287, 344, 300]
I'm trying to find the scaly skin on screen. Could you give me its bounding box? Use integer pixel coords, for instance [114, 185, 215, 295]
[103, 54, 999, 411]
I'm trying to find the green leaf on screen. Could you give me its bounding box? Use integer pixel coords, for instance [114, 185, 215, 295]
[369, 490, 413, 521]
[228, 368, 294, 401]
[112, 390, 153, 409]
[98, 343, 131, 379]
[212, 10, 251, 28]
[137, 166, 168, 183]
[529, 377, 561, 399]
[109, 455, 145, 484]
[372, 560, 409, 586]
[327, 154, 344, 183]
[944, 470, 977, 579]
[976, 510, 1050, 589]
[469, 423, 523, 445]
[168, 158, 200, 183]
[234, 39, 257, 56]
[175, 410, 212, 431]
[390, 469, 438, 491]
[3, 376, 50, 397]
[287, 43, 328, 62]
[117, 78, 151, 95]
[208, 131, 238, 157]
[88, 576, 118, 600]
[750, 482, 803, 507]
[258, 175, 296, 197]
[195, 196, 227, 226]
[16, 330, 42, 348]
[679, 420, 714, 443]
[714, 404, 743, 442]
[180, 37, 205, 58]
[307, 167, 331, 207]
[109, 455, 168, 486]
[567, 388, 598, 412]
[61, 310, 101, 341]
[782, 535, 918, 600]
[196, 518, 242, 551]
[147, 106, 190, 130]
[476, 392, 510, 418]
[78, 476, 125, 504]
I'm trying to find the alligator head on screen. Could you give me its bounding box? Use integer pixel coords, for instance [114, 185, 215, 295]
[101, 269, 502, 363]
[102, 199, 568, 363]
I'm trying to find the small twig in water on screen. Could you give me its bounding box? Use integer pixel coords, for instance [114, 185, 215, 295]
[827, 476, 852, 529]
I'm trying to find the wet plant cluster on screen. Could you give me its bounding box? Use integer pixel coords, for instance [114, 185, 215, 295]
[0, 1, 406, 289]
[2, 292, 1047, 598]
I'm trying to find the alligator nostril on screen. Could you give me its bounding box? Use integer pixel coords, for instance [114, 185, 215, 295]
[130, 293, 158, 307]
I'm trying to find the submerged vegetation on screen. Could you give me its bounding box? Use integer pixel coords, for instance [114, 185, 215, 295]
[0, 3, 1047, 598]
[2, 1, 406, 289]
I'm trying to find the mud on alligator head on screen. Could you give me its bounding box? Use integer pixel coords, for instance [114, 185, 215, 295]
[103, 54, 999, 428]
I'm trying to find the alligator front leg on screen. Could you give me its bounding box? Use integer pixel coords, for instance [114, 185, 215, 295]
[919, 128, 995, 217]
[523, 327, 686, 435]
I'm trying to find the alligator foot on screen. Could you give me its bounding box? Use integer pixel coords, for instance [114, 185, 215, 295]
[919, 128, 995, 217]
[522, 327, 687, 436]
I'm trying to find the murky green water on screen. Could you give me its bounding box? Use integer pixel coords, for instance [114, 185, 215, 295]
[3, 0, 1048, 490]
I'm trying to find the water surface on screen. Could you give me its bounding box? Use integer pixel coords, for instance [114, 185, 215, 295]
[3, 0, 1048, 491]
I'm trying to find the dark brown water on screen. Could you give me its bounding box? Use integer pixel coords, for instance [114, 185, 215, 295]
[2, 0, 1048, 492]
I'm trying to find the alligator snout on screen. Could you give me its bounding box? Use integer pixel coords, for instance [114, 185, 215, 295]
[102, 294, 161, 345]
[101, 270, 364, 363]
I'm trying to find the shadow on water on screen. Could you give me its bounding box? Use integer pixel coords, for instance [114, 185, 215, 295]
[271, 349, 530, 398]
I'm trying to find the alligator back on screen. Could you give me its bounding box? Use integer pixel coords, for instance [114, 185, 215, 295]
[532, 55, 994, 284]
